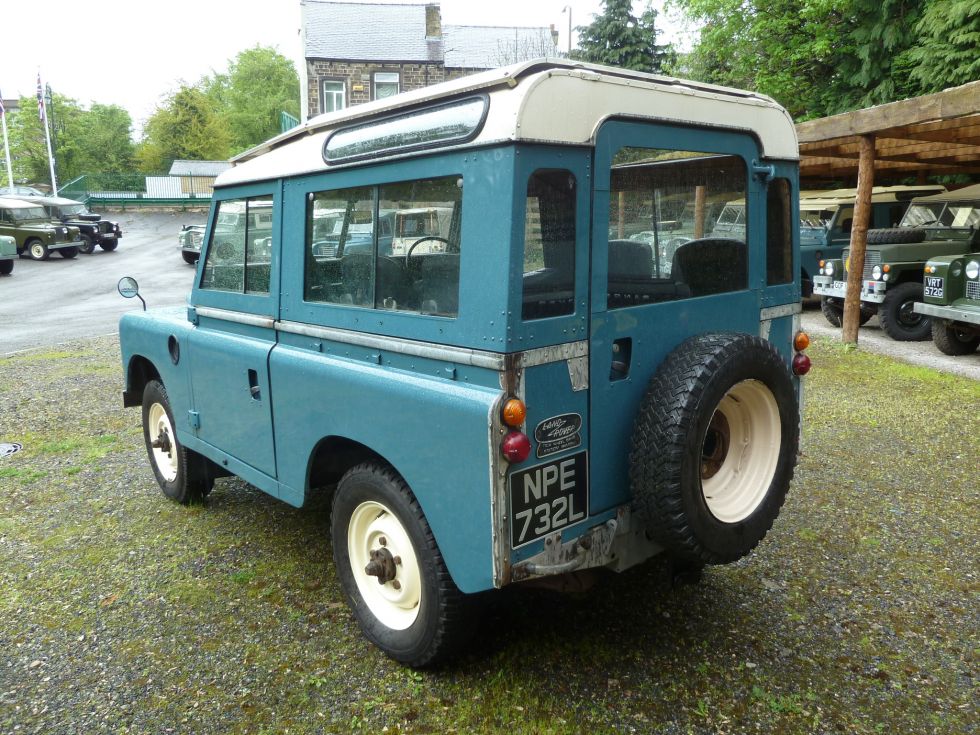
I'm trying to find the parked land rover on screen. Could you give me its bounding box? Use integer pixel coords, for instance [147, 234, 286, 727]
[178, 224, 206, 264]
[118, 60, 810, 666]
[914, 254, 980, 355]
[20, 195, 122, 254]
[798, 185, 944, 300]
[812, 184, 980, 341]
[0, 197, 83, 260]
[0, 234, 16, 275]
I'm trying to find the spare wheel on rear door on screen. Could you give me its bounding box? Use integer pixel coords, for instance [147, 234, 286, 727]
[629, 333, 799, 565]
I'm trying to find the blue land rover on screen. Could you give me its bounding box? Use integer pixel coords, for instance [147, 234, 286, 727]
[118, 60, 811, 666]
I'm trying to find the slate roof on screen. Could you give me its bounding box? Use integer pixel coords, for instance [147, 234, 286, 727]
[304, 1, 442, 62]
[168, 160, 233, 177]
[443, 25, 556, 69]
[302, 1, 555, 66]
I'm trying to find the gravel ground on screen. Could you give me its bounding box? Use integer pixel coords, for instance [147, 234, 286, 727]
[0, 336, 977, 734]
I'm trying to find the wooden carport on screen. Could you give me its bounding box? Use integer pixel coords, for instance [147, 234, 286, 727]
[794, 81, 980, 342]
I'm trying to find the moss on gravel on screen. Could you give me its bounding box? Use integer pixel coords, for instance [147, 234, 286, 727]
[0, 334, 977, 734]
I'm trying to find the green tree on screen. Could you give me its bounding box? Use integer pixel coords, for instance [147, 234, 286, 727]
[908, 0, 980, 92]
[6, 94, 135, 185]
[572, 0, 673, 73]
[137, 85, 232, 172]
[222, 46, 300, 153]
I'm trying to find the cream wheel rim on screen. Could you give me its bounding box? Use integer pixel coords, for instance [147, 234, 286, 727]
[700, 379, 781, 523]
[147, 402, 178, 482]
[348, 500, 422, 630]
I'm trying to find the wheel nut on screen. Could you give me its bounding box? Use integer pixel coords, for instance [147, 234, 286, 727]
[379, 537, 387, 547]
[391, 580, 401, 590]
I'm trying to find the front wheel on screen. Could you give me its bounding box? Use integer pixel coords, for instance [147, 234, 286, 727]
[182, 251, 199, 265]
[59, 246, 78, 259]
[630, 333, 799, 565]
[100, 241, 118, 252]
[27, 239, 50, 261]
[878, 282, 931, 341]
[820, 297, 873, 327]
[141, 380, 213, 504]
[931, 321, 980, 355]
[0, 259, 12, 275]
[78, 235, 95, 254]
[331, 462, 473, 667]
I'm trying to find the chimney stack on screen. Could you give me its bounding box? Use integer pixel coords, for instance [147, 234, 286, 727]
[425, 4, 442, 38]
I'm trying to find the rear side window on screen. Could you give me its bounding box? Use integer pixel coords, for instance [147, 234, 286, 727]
[522, 169, 577, 320]
[304, 175, 463, 317]
[200, 196, 273, 295]
[767, 178, 793, 285]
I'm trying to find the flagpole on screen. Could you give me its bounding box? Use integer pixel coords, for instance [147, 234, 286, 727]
[0, 91, 13, 189]
[37, 72, 58, 195]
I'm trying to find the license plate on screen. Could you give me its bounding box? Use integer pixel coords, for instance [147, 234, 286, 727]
[832, 280, 847, 291]
[509, 451, 588, 548]
[924, 276, 944, 299]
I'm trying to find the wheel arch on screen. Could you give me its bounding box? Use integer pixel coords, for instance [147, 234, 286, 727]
[306, 435, 397, 497]
[123, 355, 161, 407]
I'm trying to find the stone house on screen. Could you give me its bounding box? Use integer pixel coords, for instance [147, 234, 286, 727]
[300, 0, 559, 121]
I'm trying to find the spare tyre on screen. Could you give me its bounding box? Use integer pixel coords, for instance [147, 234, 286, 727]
[629, 333, 799, 565]
[867, 228, 926, 245]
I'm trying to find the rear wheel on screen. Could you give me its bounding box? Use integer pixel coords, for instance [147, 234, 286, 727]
[141, 380, 213, 504]
[630, 333, 799, 565]
[931, 321, 980, 355]
[820, 297, 873, 327]
[878, 282, 931, 341]
[27, 239, 50, 261]
[331, 462, 473, 667]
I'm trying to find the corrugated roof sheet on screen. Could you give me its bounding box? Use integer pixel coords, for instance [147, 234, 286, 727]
[168, 160, 233, 176]
[443, 25, 555, 69]
[304, 1, 441, 62]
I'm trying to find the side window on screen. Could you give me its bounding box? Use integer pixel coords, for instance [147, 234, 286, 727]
[200, 197, 273, 295]
[767, 178, 793, 285]
[522, 169, 577, 320]
[607, 148, 747, 307]
[304, 175, 462, 317]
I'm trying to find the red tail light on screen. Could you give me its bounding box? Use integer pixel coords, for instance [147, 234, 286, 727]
[501, 432, 531, 463]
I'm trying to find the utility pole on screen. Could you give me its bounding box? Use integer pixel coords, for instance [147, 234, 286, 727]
[562, 5, 572, 54]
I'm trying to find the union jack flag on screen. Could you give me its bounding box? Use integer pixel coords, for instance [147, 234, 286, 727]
[37, 74, 45, 121]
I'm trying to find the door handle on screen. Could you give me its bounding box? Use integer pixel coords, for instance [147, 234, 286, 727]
[248, 369, 261, 400]
[610, 338, 632, 381]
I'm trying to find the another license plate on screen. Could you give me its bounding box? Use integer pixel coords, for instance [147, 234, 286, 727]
[509, 451, 588, 548]
[832, 280, 847, 291]
[924, 276, 944, 298]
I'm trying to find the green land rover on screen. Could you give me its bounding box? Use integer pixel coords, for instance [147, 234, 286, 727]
[914, 254, 980, 355]
[0, 197, 83, 260]
[0, 234, 15, 275]
[812, 184, 980, 341]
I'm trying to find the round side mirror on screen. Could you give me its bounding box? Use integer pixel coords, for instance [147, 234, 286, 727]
[117, 276, 139, 299]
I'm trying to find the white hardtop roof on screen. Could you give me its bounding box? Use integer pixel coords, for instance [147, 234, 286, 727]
[799, 184, 947, 208]
[18, 195, 84, 207]
[219, 59, 797, 189]
[0, 197, 46, 209]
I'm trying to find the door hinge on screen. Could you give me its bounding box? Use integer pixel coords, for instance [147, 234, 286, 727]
[188, 410, 200, 430]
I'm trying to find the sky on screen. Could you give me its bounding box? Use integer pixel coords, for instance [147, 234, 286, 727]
[1, 0, 691, 137]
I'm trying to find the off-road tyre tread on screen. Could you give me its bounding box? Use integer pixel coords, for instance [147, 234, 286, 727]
[332, 461, 474, 668]
[867, 228, 926, 245]
[878, 281, 931, 341]
[78, 234, 95, 255]
[931, 320, 980, 355]
[821, 297, 874, 327]
[142, 380, 213, 504]
[0, 259, 12, 275]
[629, 333, 799, 565]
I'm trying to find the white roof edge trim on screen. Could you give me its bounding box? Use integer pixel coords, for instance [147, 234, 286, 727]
[217, 60, 797, 189]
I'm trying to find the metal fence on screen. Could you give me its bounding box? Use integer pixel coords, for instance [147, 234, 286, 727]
[59, 174, 216, 208]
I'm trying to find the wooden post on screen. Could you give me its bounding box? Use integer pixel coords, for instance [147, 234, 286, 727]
[693, 185, 706, 239]
[842, 134, 875, 344]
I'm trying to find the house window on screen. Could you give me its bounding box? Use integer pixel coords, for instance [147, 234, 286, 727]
[321, 80, 345, 114]
[373, 72, 400, 100]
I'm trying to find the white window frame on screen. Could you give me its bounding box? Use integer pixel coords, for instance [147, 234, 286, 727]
[372, 72, 400, 100]
[320, 80, 346, 114]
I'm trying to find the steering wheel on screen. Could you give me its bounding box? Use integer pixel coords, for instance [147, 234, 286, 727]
[406, 236, 451, 258]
